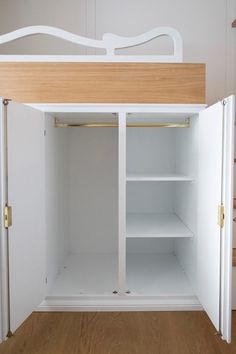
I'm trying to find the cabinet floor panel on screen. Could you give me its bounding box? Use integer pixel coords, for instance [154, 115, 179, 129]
[127, 253, 194, 296]
[47, 253, 118, 296]
[126, 213, 193, 238]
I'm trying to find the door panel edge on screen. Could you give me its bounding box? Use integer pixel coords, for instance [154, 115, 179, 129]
[220, 95, 235, 342]
[0, 97, 10, 341]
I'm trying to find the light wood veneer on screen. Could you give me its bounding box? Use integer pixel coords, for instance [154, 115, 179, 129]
[0, 62, 205, 104]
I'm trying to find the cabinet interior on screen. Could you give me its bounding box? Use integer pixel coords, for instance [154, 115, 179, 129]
[44, 112, 199, 300]
[45, 113, 118, 296]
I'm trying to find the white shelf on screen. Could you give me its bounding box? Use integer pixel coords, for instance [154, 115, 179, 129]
[126, 173, 194, 182]
[127, 253, 194, 295]
[126, 213, 193, 238]
[47, 253, 118, 296]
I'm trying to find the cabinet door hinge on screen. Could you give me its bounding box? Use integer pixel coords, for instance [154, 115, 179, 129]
[4, 205, 12, 228]
[222, 99, 227, 106]
[217, 204, 224, 228]
[2, 98, 11, 106]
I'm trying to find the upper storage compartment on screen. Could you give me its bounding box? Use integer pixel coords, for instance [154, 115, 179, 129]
[0, 26, 205, 105]
[0, 62, 205, 104]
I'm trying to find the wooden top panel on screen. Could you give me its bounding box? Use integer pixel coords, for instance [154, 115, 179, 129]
[0, 62, 205, 104]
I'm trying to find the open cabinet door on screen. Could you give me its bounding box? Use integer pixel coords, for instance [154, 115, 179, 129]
[220, 96, 235, 341]
[198, 96, 234, 342]
[1, 100, 46, 335]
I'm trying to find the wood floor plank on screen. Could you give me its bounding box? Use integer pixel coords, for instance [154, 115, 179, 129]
[233, 249, 236, 267]
[0, 311, 236, 354]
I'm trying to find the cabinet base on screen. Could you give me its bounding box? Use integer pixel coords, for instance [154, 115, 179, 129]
[38, 295, 202, 312]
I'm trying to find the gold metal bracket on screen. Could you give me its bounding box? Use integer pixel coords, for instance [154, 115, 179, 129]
[217, 204, 224, 228]
[4, 205, 12, 229]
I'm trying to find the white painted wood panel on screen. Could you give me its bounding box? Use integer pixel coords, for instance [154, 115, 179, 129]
[39, 296, 201, 312]
[197, 101, 223, 333]
[220, 95, 235, 342]
[126, 213, 193, 238]
[45, 115, 69, 290]
[127, 238, 174, 254]
[7, 102, 46, 333]
[0, 99, 9, 340]
[127, 127, 176, 176]
[118, 112, 127, 294]
[27, 104, 205, 114]
[126, 253, 195, 295]
[68, 125, 118, 253]
[47, 253, 118, 296]
[173, 116, 198, 294]
[0, 25, 183, 62]
[127, 182, 174, 214]
[126, 173, 194, 182]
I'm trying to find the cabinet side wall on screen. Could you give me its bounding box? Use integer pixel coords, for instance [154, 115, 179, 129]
[45, 115, 70, 289]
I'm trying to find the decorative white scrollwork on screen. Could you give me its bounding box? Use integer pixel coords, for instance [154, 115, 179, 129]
[0, 25, 183, 62]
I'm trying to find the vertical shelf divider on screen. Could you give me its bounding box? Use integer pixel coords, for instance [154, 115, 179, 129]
[118, 112, 127, 295]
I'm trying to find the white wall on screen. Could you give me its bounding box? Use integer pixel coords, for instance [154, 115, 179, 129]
[0, 0, 235, 104]
[0, 0, 86, 54]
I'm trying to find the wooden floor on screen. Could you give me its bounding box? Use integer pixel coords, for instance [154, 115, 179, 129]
[0, 311, 236, 354]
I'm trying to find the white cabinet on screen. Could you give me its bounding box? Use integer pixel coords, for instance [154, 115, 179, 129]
[0, 97, 235, 342]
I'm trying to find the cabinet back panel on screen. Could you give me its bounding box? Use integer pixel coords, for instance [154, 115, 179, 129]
[68, 127, 118, 253]
[127, 182, 174, 213]
[127, 128, 176, 174]
[127, 239, 174, 254]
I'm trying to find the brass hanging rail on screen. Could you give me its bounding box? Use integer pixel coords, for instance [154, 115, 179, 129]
[54, 118, 190, 128]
